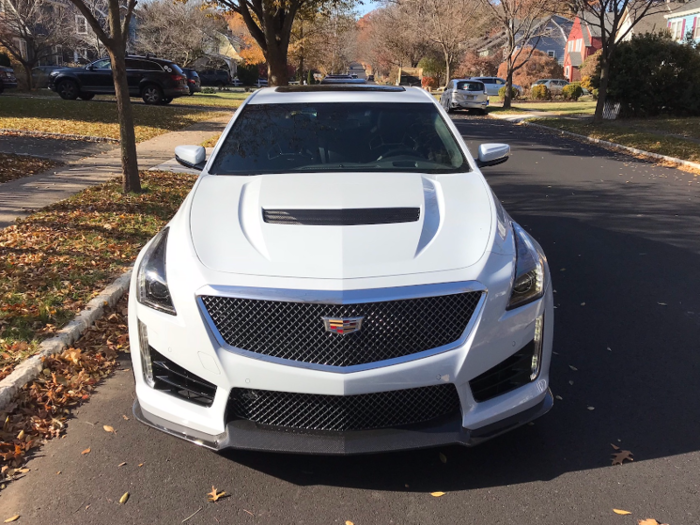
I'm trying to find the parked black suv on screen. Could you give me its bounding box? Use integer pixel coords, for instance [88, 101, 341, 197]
[197, 68, 231, 88]
[182, 68, 201, 95]
[48, 55, 189, 105]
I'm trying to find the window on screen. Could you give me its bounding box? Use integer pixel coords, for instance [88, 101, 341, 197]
[495, 78, 505, 85]
[565, 66, 570, 79]
[76, 15, 88, 35]
[575, 39, 583, 52]
[91, 58, 111, 70]
[670, 20, 683, 40]
[53, 45, 63, 65]
[456, 81, 484, 92]
[567, 40, 573, 52]
[13, 38, 27, 59]
[547, 50, 556, 58]
[210, 103, 469, 176]
[694, 18, 700, 39]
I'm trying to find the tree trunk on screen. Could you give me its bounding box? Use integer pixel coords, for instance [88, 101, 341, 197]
[504, 66, 514, 109]
[593, 58, 610, 124]
[108, 47, 140, 193]
[22, 62, 34, 91]
[443, 48, 451, 89]
[267, 42, 289, 86]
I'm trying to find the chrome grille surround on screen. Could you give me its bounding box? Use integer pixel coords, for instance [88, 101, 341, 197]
[197, 282, 486, 373]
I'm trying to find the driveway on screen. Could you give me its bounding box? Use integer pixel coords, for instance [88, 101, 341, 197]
[1, 116, 698, 525]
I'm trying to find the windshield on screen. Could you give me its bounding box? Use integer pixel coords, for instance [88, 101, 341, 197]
[209, 102, 468, 175]
[456, 81, 483, 91]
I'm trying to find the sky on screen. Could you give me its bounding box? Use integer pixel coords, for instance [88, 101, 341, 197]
[357, 0, 381, 16]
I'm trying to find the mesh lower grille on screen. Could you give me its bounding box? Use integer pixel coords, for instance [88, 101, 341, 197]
[469, 341, 535, 402]
[227, 384, 461, 431]
[201, 292, 482, 367]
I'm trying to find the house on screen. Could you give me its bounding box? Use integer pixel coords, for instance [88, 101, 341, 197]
[664, 0, 700, 43]
[618, 1, 686, 42]
[477, 15, 574, 66]
[563, 12, 614, 82]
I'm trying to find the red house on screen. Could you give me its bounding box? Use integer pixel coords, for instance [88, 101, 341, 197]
[563, 13, 611, 82]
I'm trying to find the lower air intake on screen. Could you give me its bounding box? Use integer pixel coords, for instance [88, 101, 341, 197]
[469, 340, 536, 402]
[227, 384, 461, 432]
[150, 347, 216, 407]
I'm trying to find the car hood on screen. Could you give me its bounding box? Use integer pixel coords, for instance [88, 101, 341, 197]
[189, 172, 494, 279]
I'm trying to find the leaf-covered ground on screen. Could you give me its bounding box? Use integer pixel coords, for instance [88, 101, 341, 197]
[0, 154, 62, 184]
[0, 97, 226, 142]
[0, 171, 196, 380]
[0, 295, 129, 485]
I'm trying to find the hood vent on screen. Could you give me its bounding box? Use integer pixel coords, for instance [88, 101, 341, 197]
[263, 208, 420, 226]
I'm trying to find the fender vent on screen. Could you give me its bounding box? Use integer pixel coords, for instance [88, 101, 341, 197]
[263, 208, 420, 226]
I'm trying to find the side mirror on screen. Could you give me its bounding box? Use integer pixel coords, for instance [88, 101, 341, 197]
[86, 64, 94, 71]
[476, 143, 510, 168]
[175, 145, 206, 170]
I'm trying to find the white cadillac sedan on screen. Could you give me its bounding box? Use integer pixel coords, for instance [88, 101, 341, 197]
[129, 85, 553, 454]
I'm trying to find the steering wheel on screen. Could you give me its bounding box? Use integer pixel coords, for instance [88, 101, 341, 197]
[376, 148, 420, 161]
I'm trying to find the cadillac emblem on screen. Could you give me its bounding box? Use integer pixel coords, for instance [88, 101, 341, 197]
[322, 316, 364, 335]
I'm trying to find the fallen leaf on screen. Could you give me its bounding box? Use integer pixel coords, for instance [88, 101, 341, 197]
[613, 509, 632, 515]
[611, 450, 634, 466]
[103, 425, 115, 433]
[638, 520, 666, 525]
[569, 365, 578, 371]
[580, 302, 586, 306]
[243, 510, 254, 517]
[430, 492, 446, 497]
[657, 302, 667, 306]
[138, 463, 144, 467]
[555, 395, 563, 400]
[118, 462, 126, 467]
[119, 492, 129, 504]
[56, 471, 61, 475]
[345, 521, 354, 525]
[439, 452, 447, 464]
[81, 448, 91, 455]
[610, 443, 620, 451]
[569, 380, 574, 385]
[207, 486, 227, 502]
[587, 406, 595, 411]
[4, 516, 20, 523]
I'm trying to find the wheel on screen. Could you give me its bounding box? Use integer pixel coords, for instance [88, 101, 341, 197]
[445, 97, 453, 113]
[161, 97, 173, 105]
[57, 79, 79, 100]
[142, 84, 164, 105]
[78, 92, 95, 101]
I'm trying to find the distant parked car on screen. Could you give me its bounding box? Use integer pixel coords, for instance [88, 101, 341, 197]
[471, 76, 522, 97]
[32, 65, 63, 89]
[256, 78, 268, 87]
[198, 69, 231, 88]
[440, 79, 489, 114]
[532, 79, 568, 94]
[49, 55, 189, 104]
[182, 68, 201, 95]
[0, 66, 18, 93]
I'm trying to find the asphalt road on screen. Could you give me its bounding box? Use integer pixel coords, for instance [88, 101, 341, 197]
[2, 116, 700, 525]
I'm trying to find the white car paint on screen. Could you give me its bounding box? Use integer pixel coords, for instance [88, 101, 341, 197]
[129, 86, 554, 454]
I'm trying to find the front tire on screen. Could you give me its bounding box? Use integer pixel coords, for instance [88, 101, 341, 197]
[79, 92, 95, 101]
[142, 84, 164, 105]
[57, 79, 79, 100]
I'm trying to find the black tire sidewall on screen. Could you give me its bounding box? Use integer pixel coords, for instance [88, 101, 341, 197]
[58, 80, 79, 100]
[142, 84, 163, 105]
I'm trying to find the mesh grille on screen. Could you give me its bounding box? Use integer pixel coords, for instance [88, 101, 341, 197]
[201, 292, 482, 367]
[227, 384, 460, 431]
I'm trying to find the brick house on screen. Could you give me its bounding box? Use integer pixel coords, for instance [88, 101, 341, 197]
[563, 13, 613, 82]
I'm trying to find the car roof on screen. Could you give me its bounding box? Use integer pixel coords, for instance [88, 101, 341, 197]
[249, 85, 433, 105]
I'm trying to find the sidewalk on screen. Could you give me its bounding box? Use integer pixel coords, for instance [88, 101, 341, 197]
[0, 113, 229, 229]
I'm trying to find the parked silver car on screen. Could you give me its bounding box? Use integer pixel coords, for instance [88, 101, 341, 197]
[470, 76, 522, 97]
[440, 79, 489, 114]
[532, 79, 568, 94]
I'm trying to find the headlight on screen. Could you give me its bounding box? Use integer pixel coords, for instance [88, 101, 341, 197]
[137, 228, 176, 315]
[507, 223, 545, 310]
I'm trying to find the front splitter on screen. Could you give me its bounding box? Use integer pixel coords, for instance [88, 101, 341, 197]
[133, 389, 553, 455]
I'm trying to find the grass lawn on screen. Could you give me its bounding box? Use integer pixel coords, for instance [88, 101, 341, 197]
[533, 118, 700, 163]
[0, 97, 225, 142]
[170, 91, 250, 109]
[488, 101, 597, 116]
[0, 171, 196, 380]
[0, 153, 62, 183]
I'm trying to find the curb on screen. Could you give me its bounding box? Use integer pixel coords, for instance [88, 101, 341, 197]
[0, 269, 132, 411]
[0, 129, 119, 144]
[488, 113, 700, 172]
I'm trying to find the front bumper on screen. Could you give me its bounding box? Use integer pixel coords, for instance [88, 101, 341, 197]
[134, 389, 553, 454]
